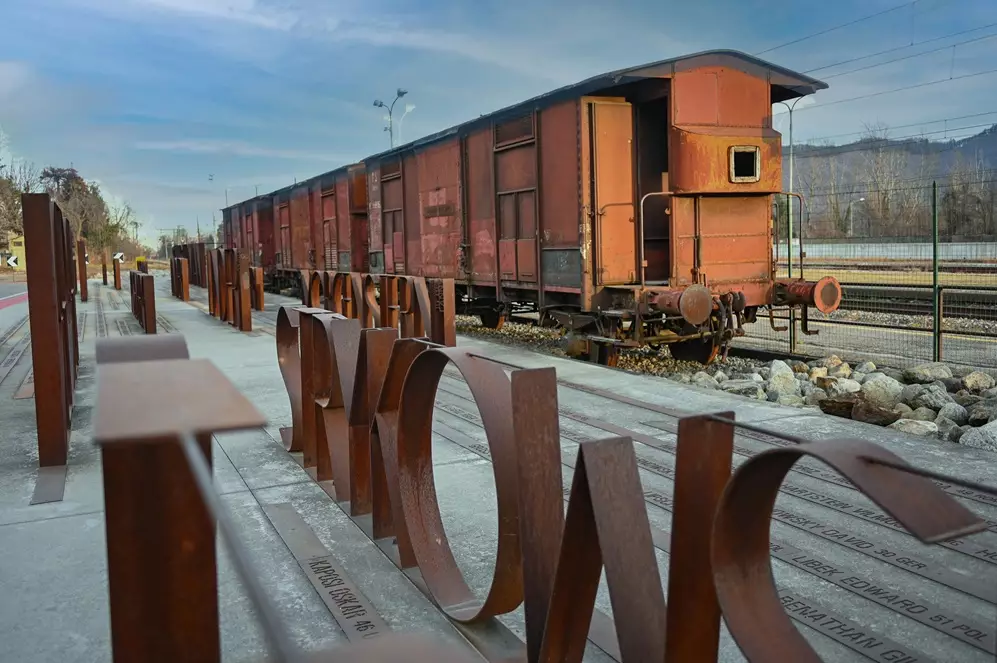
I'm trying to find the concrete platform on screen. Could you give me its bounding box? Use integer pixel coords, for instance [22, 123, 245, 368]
[1, 272, 995, 663]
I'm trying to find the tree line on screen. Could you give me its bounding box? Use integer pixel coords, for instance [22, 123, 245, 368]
[775, 122, 997, 241]
[0, 144, 151, 260]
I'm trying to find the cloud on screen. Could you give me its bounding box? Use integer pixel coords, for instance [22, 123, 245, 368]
[133, 139, 351, 162]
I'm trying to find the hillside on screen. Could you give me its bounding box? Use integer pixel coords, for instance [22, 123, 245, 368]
[779, 124, 997, 239]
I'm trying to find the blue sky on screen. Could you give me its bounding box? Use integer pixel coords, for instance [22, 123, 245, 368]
[1, 0, 995, 244]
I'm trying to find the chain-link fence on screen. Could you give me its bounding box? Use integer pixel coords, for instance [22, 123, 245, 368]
[742, 179, 997, 370]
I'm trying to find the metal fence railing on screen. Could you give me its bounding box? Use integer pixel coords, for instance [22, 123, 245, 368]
[749, 181, 997, 370]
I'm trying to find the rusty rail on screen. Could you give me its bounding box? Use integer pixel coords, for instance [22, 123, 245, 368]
[22, 193, 79, 468]
[128, 271, 156, 334]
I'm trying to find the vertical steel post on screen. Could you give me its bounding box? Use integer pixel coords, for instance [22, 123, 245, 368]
[77, 239, 88, 302]
[932, 181, 941, 362]
[22, 194, 70, 467]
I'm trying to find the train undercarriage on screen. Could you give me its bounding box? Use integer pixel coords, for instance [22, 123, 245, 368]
[460, 277, 842, 367]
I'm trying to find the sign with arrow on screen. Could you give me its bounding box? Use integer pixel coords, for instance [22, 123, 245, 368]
[113, 252, 124, 262]
[6, 256, 17, 268]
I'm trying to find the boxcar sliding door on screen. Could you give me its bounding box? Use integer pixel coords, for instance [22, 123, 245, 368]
[587, 99, 636, 285]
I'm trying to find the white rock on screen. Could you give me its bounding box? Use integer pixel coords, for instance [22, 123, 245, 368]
[721, 380, 765, 399]
[827, 378, 862, 398]
[936, 402, 968, 426]
[960, 420, 997, 452]
[888, 419, 939, 436]
[903, 362, 953, 384]
[910, 406, 937, 421]
[861, 374, 903, 409]
[911, 384, 954, 411]
[804, 389, 827, 406]
[691, 371, 720, 390]
[808, 367, 828, 381]
[962, 371, 996, 392]
[854, 361, 877, 373]
[827, 363, 852, 378]
[934, 416, 960, 441]
[893, 403, 914, 416]
[713, 370, 728, 384]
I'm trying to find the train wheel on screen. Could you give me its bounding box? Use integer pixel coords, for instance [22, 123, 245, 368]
[669, 337, 720, 364]
[480, 310, 505, 330]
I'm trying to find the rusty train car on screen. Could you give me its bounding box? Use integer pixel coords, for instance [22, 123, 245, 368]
[222, 49, 842, 365]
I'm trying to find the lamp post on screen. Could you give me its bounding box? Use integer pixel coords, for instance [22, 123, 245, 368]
[776, 95, 803, 353]
[847, 197, 866, 237]
[373, 88, 408, 148]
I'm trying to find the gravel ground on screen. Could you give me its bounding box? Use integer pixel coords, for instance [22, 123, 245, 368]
[455, 314, 767, 378]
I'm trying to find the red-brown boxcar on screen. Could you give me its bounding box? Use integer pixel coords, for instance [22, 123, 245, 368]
[223, 50, 843, 364]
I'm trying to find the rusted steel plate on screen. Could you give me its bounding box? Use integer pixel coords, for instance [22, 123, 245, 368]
[95, 336, 189, 364]
[431, 411, 983, 661]
[22, 194, 71, 467]
[29, 465, 67, 505]
[394, 348, 523, 623]
[262, 503, 390, 643]
[712, 438, 986, 662]
[276, 305, 305, 451]
[93, 359, 266, 443]
[432, 375, 997, 651]
[665, 414, 733, 662]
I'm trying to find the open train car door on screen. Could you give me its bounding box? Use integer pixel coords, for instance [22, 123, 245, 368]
[586, 98, 636, 285]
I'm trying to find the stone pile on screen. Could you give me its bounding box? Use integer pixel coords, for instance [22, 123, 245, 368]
[686, 356, 997, 452]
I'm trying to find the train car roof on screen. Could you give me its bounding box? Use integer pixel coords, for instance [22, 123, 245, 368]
[226, 49, 825, 209]
[364, 49, 826, 162]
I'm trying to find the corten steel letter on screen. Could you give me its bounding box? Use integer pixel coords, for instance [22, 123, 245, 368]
[178, 258, 190, 302]
[141, 274, 156, 334]
[102, 252, 108, 285]
[22, 194, 71, 467]
[711, 437, 987, 663]
[77, 239, 88, 302]
[538, 437, 667, 663]
[276, 306, 305, 452]
[251, 266, 264, 311]
[297, 307, 333, 473]
[94, 337, 266, 663]
[393, 348, 524, 622]
[236, 251, 251, 332]
[310, 313, 356, 487]
[169, 257, 176, 297]
[206, 251, 217, 316]
[379, 275, 400, 331]
[113, 256, 122, 290]
[665, 413, 734, 663]
[398, 277, 425, 338]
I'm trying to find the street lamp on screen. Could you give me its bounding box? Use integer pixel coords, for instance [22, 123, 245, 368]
[775, 96, 803, 275]
[847, 197, 866, 237]
[373, 88, 408, 148]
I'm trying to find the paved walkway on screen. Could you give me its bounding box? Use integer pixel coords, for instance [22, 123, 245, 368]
[1, 272, 995, 663]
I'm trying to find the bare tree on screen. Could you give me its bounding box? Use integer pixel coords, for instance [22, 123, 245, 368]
[0, 159, 41, 236]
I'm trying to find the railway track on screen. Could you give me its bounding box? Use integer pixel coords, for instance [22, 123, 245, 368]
[839, 284, 997, 320]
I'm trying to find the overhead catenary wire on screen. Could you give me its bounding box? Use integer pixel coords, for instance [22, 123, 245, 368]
[794, 67, 997, 112]
[820, 31, 997, 79]
[804, 21, 997, 74]
[753, 0, 919, 56]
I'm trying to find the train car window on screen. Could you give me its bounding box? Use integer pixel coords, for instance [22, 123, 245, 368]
[729, 146, 760, 183]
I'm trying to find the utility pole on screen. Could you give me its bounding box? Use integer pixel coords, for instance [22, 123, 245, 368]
[373, 88, 409, 148]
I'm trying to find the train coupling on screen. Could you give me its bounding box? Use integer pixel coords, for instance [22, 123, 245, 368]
[649, 284, 714, 325]
[772, 277, 842, 314]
